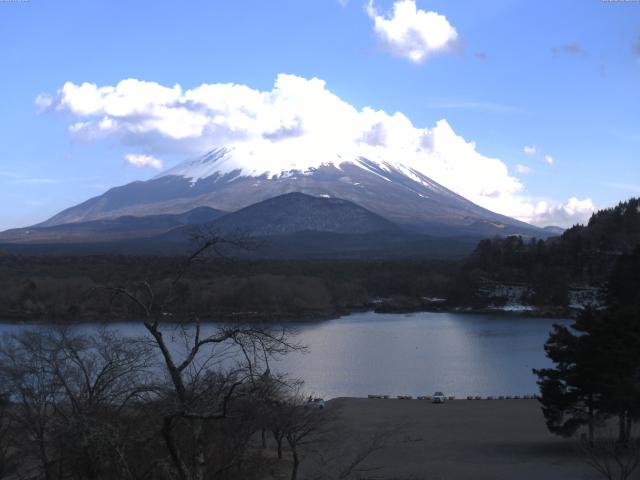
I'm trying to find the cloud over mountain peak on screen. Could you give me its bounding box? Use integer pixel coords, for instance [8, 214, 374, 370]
[38, 74, 593, 227]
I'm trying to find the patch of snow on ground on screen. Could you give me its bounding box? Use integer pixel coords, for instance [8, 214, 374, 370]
[493, 304, 536, 312]
[568, 287, 603, 310]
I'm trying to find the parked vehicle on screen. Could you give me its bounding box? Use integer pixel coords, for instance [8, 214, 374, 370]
[431, 392, 447, 403]
[304, 397, 325, 409]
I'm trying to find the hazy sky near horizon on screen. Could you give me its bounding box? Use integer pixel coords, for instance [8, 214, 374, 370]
[0, 0, 639, 230]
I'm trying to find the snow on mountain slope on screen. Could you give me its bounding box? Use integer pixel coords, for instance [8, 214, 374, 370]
[158, 142, 477, 198]
[155, 146, 511, 218]
[36, 147, 546, 239]
[159, 145, 401, 184]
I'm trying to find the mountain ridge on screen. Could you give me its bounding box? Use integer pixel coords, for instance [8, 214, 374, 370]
[36, 148, 548, 239]
[0, 206, 225, 244]
[202, 192, 399, 236]
[0, 193, 483, 259]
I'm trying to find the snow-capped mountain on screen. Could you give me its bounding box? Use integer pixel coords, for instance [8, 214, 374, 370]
[38, 147, 545, 237]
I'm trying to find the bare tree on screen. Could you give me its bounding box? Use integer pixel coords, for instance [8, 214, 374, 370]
[0, 329, 65, 480]
[0, 391, 16, 478]
[108, 233, 302, 480]
[579, 433, 640, 480]
[253, 372, 295, 458]
[0, 328, 156, 480]
[0, 233, 304, 480]
[276, 394, 332, 480]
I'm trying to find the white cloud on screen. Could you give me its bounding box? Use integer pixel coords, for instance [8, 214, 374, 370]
[35, 93, 53, 109]
[8, 178, 58, 185]
[124, 154, 163, 169]
[42, 74, 586, 226]
[524, 145, 555, 166]
[530, 197, 595, 227]
[516, 164, 531, 174]
[474, 195, 595, 228]
[366, 0, 458, 63]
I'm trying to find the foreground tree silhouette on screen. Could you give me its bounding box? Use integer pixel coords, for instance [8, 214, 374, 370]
[579, 434, 640, 480]
[533, 311, 603, 444]
[0, 328, 156, 479]
[534, 247, 640, 446]
[109, 233, 301, 480]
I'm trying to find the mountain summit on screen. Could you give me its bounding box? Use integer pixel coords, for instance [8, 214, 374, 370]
[38, 148, 545, 237]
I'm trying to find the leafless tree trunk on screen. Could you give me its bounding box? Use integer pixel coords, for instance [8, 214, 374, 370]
[109, 233, 302, 480]
[0, 396, 13, 478]
[274, 394, 330, 480]
[580, 431, 640, 480]
[273, 430, 285, 459]
[0, 328, 156, 480]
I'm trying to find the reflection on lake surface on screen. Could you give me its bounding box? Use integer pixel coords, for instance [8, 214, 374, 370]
[0, 311, 570, 399]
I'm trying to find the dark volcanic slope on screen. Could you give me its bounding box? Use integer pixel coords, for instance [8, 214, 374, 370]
[38, 154, 548, 238]
[207, 192, 399, 236]
[0, 206, 225, 244]
[0, 193, 478, 259]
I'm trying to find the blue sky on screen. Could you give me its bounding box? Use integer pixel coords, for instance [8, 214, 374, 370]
[0, 0, 639, 230]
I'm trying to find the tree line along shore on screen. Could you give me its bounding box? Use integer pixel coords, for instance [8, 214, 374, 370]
[3, 197, 640, 323]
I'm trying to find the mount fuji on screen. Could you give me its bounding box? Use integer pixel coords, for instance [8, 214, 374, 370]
[36, 147, 544, 238]
[0, 148, 555, 257]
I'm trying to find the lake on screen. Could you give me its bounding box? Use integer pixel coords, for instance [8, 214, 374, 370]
[0, 311, 570, 399]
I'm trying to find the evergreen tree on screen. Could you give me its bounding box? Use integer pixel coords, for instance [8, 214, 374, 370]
[534, 311, 605, 444]
[534, 248, 640, 444]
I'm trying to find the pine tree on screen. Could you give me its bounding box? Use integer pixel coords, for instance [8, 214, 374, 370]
[534, 248, 640, 444]
[534, 312, 605, 444]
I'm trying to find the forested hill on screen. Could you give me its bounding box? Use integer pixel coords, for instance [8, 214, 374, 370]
[564, 197, 640, 256]
[2, 198, 638, 322]
[453, 198, 640, 306]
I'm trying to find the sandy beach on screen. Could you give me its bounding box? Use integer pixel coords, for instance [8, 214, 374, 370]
[303, 398, 599, 480]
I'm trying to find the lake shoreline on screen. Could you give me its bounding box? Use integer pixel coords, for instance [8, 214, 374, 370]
[0, 303, 574, 325]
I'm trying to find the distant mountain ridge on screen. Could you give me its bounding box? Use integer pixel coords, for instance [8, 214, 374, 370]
[36, 148, 548, 239]
[0, 207, 225, 244]
[543, 226, 565, 235]
[206, 192, 398, 236]
[0, 148, 557, 258]
[0, 193, 482, 259]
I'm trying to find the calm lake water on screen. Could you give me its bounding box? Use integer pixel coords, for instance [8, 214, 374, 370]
[0, 311, 570, 399]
